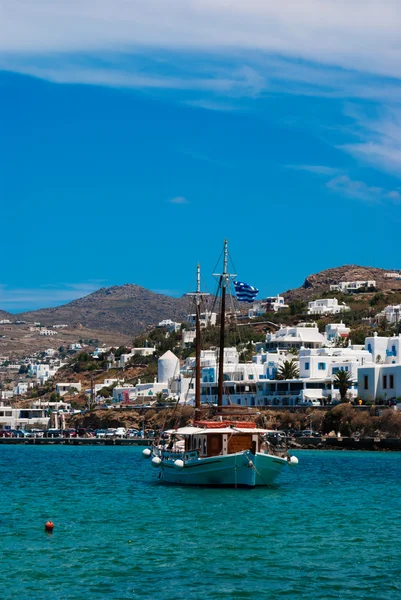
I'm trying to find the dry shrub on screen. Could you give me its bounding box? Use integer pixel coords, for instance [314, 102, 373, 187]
[378, 409, 401, 437]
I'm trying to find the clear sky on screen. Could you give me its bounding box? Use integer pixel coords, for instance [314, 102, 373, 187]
[1, 1, 401, 312]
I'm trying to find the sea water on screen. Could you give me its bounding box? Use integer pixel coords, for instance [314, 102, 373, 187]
[1, 446, 400, 600]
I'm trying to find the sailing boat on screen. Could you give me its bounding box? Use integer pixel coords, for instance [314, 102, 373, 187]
[143, 241, 298, 487]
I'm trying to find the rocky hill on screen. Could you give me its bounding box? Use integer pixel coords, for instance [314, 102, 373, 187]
[282, 265, 401, 303]
[0, 309, 13, 320]
[18, 284, 190, 335]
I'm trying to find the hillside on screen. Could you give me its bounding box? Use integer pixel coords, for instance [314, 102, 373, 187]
[17, 284, 190, 335]
[0, 309, 13, 320]
[281, 265, 401, 303]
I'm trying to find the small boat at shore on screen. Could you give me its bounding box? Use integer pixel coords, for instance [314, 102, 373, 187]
[143, 241, 298, 487]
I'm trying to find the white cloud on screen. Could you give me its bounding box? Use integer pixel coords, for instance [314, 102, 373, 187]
[2, 1, 401, 80]
[288, 165, 341, 176]
[326, 175, 401, 204]
[168, 196, 190, 205]
[341, 107, 401, 176]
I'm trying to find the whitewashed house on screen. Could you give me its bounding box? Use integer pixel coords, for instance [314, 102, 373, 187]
[112, 350, 194, 404]
[265, 295, 288, 312]
[0, 405, 49, 429]
[375, 305, 401, 324]
[330, 280, 376, 292]
[307, 298, 350, 316]
[56, 382, 82, 396]
[182, 330, 196, 347]
[358, 333, 401, 402]
[187, 311, 217, 328]
[266, 322, 326, 351]
[325, 322, 351, 344]
[157, 319, 181, 333]
[13, 382, 30, 396]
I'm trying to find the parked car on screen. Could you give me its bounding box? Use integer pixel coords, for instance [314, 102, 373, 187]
[95, 429, 106, 438]
[114, 427, 127, 438]
[127, 429, 139, 437]
[45, 428, 61, 438]
[10, 429, 27, 438]
[105, 428, 117, 438]
[63, 428, 77, 438]
[294, 430, 320, 438]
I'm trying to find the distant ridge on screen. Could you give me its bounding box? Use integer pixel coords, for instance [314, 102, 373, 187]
[18, 284, 190, 335]
[282, 265, 401, 302]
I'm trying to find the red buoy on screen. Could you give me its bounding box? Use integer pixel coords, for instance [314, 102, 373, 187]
[45, 521, 54, 532]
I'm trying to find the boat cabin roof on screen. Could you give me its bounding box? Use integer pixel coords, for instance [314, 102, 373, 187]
[166, 426, 279, 436]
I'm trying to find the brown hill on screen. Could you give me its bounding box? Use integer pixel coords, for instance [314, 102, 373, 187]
[0, 309, 13, 320]
[18, 284, 190, 335]
[282, 265, 401, 302]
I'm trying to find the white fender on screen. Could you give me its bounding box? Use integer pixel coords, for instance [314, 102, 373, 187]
[288, 456, 299, 466]
[142, 448, 152, 459]
[151, 456, 162, 468]
[174, 459, 185, 469]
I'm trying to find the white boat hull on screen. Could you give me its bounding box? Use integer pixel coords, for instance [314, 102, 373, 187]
[155, 450, 288, 487]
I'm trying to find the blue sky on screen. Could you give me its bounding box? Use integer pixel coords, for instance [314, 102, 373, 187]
[1, 1, 401, 312]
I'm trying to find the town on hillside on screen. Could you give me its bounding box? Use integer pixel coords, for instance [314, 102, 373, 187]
[2, 267, 401, 438]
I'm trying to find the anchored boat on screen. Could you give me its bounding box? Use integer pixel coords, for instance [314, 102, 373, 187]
[146, 421, 297, 487]
[143, 240, 298, 487]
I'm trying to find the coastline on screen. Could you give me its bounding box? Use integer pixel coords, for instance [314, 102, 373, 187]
[2, 435, 401, 450]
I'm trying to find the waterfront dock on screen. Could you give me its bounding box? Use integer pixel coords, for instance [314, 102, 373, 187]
[0, 437, 151, 446]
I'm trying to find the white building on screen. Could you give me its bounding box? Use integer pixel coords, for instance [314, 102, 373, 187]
[56, 382, 82, 396]
[69, 343, 83, 351]
[0, 404, 49, 429]
[39, 328, 57, 336]
[358, 364, 401, 403]
[112, 347, 156, 369]
[248, 296, 288, 318]
[376, 305, 401, 324]
[31, 400, 71, 412]
[13, 382, 30, 396]
[92, 347, 112, 358]
[182, 330, 196, 347]
[364, 333, 401, 364]
[266, 322, 326, 351]
[29, 363, 59, 383]
[325, 322, 351, 344]
[112, 350, 194, 404]
[200, 342, 371, 407]
[265, 295, 288, 312]
[307, 298, 350, 316]
[187, 311, 217, 328]
[330, 280, 376, 292]
[157, 319, 182, 333]
[356, 334, 401, 403]
[384, 272, 401, 279]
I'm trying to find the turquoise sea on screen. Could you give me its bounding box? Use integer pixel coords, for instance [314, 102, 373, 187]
[1, 446, 400, 600]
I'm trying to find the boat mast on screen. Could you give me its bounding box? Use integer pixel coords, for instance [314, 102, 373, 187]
[195, 264, 201, 412]
[187, 264, 208, 415]
[214, 240, 236, 407]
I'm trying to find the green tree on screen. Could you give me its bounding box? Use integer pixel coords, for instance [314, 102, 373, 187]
[333, 370, 353, 401]
[289, 301, 306, 316]
[277, 359, 299, 380]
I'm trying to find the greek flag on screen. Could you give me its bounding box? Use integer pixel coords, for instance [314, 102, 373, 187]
[233, 281, 259, 303]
